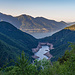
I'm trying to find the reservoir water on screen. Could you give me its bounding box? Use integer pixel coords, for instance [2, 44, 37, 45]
[35, 46, 50, 60]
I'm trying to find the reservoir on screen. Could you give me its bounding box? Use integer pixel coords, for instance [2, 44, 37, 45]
[35, 46, 50, 60]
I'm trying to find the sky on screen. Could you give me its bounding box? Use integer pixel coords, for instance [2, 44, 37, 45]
[0, 0, 75, 22]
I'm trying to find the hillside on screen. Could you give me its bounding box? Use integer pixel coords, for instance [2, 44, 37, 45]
[0, 21, 38, 67]
[0, 39, 20, 67]
[0, 12, 68, 33]
[68, 22, 75, 26]
[65, 24, 75, 30]
[1, 43, 75, 75]
[40, 24, 75, 61]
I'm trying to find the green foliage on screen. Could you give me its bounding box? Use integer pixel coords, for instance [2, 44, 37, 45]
[38, 44, 75, 75]
[0, 21, 38, 67]
[0, 40, 19, 67]
[34, 58, 51, 70]
[4, 51, 38, 75]
[1, 44, 75, 75]
[0, 21, 75, 75]
[40, 28, 75, 61]
[58, 50, 70, 64]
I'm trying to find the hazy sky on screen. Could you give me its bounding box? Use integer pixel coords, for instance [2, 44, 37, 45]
[0, 0, 75, 22]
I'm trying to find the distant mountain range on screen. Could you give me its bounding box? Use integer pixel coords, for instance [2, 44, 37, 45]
[68, 22, 75, 26]
[0, 21, 38, 67]
[40, 24, 75, 61]
[0, 12, 69, 33]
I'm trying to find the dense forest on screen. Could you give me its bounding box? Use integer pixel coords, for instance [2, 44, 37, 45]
[0, 43, 75, 75]
[39, 24, 75, 61]
[0, 21, 75, 75]
[0, 21, 38, 67]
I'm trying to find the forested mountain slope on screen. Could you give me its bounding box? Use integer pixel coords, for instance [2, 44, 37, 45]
[0, 21, 38, 67]
[40, 24, 75, 61]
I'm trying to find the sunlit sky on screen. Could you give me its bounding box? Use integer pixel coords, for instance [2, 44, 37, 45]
[0, 0, 75, 22]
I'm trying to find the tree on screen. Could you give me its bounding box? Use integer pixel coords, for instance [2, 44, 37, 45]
[4, 51, 38, 75]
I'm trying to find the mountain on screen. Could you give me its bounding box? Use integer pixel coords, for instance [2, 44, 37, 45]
[65, 24, 75, 30]
[0, 21, 38, 67]
[40, 24, 75, 61]
[0, 12, 21, 28]
[68, 22, 75, 26]
[0, 12, 69, 33]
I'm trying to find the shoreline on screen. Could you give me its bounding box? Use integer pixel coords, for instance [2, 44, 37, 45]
[32, 42, 54, 59]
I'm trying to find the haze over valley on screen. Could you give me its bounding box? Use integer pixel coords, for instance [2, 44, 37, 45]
[0, 12, 69, 38]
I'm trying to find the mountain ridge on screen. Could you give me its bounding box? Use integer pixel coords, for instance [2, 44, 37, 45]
[0, 21, 38, 67]
[40, 24, 75, 61]
[0, 12, 69, 33]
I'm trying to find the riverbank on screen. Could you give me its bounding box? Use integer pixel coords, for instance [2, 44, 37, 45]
[32, 42, 54, 59]
[44, 52, 53, 60]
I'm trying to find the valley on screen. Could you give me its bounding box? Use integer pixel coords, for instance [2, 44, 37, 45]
[0, 21, 75, 66]
[0, 0, 75, 74]
[0, 18, 75, 75]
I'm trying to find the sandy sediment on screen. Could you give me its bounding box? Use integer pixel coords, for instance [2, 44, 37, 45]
[49, 44, 54, 50]
[32, 42, 54, 53]
[40, 42, 47, 45]
[32, 48, 39, 53]
[32, 55, 39, 59]
[44, 52, 53, 60]
[32, 43, 42, 53]
[32, 42, 54, 59]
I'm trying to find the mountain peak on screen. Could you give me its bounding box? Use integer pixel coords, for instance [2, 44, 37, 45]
[17, 14, 33, 18]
